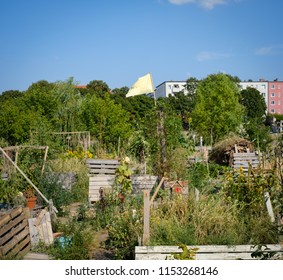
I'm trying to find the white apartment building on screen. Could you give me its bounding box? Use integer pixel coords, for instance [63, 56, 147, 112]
[155, 81, 188, 98]
[239, 80, 268, 108]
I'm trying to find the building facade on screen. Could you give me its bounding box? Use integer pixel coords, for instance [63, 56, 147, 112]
[268, 81, 283, 114]
[155, 81, 188, 99]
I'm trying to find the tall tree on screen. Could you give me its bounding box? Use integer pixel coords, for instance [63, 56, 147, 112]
[240, 87, 266, 121]
[191, 73, 244, 144]
[240, 87, 270, 150]
[86, 80, 110, 98]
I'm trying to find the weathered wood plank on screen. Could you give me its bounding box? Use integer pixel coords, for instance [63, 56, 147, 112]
[135, 245, 283, 260]
[0, 207, 23, 227]
[7, 234, 30, 257]
[88, 169, 116, 174]
[0, 212, 26, 237]
[86, 159, 119, 165]
[0, 219, 27, 246]
[1, 226, 29, 255]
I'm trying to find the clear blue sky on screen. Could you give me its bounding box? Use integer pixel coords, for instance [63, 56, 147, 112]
[1, 0, 283, 93]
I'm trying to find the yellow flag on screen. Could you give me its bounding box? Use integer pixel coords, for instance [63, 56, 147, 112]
[126, 73, 154, 98]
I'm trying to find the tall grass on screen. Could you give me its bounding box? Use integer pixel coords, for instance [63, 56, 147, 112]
[150, 191, 278, 246]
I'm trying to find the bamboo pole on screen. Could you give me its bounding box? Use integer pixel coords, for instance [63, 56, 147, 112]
[150, 177, 166, 205]
[0, 147, 57, 213]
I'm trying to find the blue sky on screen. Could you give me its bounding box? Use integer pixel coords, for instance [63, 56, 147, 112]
[1, 0, 283, 93]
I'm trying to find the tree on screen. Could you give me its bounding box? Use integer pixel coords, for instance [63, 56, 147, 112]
[240, 87, 270, 150]
[80, 94, 133, 150]
[191, 73, 244, 144]
[0, 90, 22, 101]
[86, 80, 110, 98]
[240, 87, 266, 122]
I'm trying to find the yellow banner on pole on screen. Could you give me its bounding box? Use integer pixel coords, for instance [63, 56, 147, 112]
[126, 73, 154, 98]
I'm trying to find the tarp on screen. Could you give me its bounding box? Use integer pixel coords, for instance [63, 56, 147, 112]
[126, 73, 154, 98]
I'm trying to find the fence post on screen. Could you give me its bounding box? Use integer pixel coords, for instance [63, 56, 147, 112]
[143, 189, 151, 245]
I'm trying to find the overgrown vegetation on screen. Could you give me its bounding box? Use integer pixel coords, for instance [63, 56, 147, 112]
[1, 74, 283, 260]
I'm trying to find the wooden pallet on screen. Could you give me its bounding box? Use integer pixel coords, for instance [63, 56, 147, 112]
[86, 159, 120, 203]
[233, 152, 260, 171]
[0, 207, 30, 259]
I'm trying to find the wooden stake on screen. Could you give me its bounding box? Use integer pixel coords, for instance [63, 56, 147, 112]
[143, 189, 151, 245]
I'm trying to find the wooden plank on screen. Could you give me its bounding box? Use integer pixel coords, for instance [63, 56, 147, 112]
[135, 252, 254, 260]
[88, 169, 116, 174]
[86, 159, 119, 165]
[34, 209, 46, 226]
[28, 218, 39, 246]
[7, 234, 30, 257]
[24, 252, 51, 260]
[1, 227, 29, 255]
[233, 153, 258, 157]
[0, 207, 23, 227]
[0, 219, 28, 246]
[45, 212, 53, 245]
[135, 244, 283, 253]
[0, 212, 26, 237]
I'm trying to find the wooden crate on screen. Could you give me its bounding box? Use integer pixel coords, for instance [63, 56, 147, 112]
[135, 244, 283, 260]
[0, 206, 30, 259]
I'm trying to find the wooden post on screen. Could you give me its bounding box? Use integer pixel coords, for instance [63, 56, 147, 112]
[41, 146, 49, 175]
[150, 177, 165, 205]
[265, 192, 275, 222]
[143, 189, 151, 245]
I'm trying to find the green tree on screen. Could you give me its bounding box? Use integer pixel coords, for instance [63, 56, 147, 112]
[80, 95, 133, 150]
[240, 87, 266, 121]
[240, 87, 270, 151]
[0, 90, 22, 102]
[191, 73, 244, 144]
[54, 77, 83, 132]
[86, 80, 111, 98]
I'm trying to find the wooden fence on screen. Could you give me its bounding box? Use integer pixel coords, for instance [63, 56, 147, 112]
[135, 244, 283, 260]
[86, 159, 120, 203]
[232, 152, 260, 171]
[0, 206, 30, 259]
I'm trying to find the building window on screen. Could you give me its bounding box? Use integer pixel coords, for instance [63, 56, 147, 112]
[271, 109, 275, 113]
[278, 84, 281, 89]
[279, 101, 281, 105]
[271, 93, 275, 97]
[173, 84, 180, 88]
[271, 84, 275, 89]
[261, 84, 266, 89]
[271, 101, 275, 105]
[261, 93, 265, 98]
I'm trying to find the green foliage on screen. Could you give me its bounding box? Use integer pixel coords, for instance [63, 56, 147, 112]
[251, 244, 278, 260]
[114, 157, 133, 195]
[240, 87, 266, 121]
[106, 207, 143, 259]
[150, 191, 278, 246]
[0, 180, 19, 204]
[171, 244, 198, 260]
[80, 94, 133, 151]
[49, 220, 96, 259]
[191, 73, 244, 144]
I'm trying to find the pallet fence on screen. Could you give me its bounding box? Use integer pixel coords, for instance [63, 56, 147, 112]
[0, 206, 31, 259]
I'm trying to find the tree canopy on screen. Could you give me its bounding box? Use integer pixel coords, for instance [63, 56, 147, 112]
[191, 73, 244, 144]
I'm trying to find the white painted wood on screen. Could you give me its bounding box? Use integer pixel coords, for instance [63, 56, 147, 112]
[135, 245, 283, 260]
[265, 192, 275, 222]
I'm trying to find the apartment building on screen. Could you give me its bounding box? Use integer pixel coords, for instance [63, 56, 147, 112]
[155, 81, 188, 98]
[268, 80, 283, 114]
